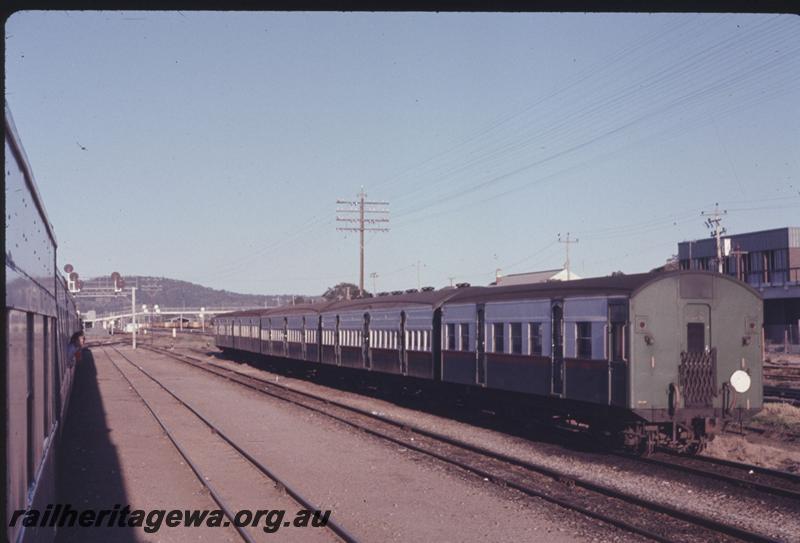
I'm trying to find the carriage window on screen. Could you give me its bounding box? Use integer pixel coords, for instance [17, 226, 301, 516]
[529, 323, 542, 356]
[446, 323, 456, 350]
[493, 323, 505, 353]
[687, 323, 705, 352]
[460, 323, 470, 351]
[510, 322, 522, 354]
[577, 322, 592, 359]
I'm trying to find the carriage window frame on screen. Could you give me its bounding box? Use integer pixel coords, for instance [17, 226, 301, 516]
[529, 322, 542, 356]
[510, 322, 523, 355]
[459, 323, 470, 351]
[492, 322, 505, 353]
[446, 323, 456, 351]
[576, 321, 592, 359]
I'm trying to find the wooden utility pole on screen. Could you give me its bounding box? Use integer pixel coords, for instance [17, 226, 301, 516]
[370, 272, 378, 293]
[337, 188, 390, 295]
[558, 232, 579, 280]
[701, 202, 727, 273]
[131, 287, 137, 350]
[729, 244, 748, 282]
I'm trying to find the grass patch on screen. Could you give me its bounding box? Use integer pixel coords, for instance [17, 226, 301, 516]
[752, 403, 800, 434]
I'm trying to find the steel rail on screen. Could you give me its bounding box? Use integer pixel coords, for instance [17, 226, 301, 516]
[622, 452, 800, 502]
[147, 344, 783, 543]
[656, 449, 800, 485]
[101, 347, 256, 543]
[109, 346, 359, 543]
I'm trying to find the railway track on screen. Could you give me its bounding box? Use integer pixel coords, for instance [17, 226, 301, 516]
[144, 344, 791, 543]
[764, 385, 800, 405]
[102, 345, 357, 543]
[628, 450, 800, 501]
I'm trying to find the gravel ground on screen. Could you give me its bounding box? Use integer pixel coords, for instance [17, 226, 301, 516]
[57, 346, 240, 542]
[106, 347, 338, 543]
[120, 343, 646, 543]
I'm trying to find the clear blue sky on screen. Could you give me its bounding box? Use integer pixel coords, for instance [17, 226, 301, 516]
[6, 12, 800, 296]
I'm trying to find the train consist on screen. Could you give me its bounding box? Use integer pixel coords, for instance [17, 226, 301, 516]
[6, 105, 82, 543]
[216, 271, 763, 454]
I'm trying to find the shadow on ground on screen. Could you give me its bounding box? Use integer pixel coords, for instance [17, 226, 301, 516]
[56, 348, 137, 543]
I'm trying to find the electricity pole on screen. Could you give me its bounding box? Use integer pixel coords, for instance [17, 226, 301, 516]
[729, 244, 748, 282]
[558, 232, 579, 280]
[337, 188, 390, 296]
[131, 287, 137, 350]
[701, 203, 727, 273]
[370, 272, 378, 293]
[414, 260, 426, 289]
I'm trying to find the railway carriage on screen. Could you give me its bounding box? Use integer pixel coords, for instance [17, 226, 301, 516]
[216, 271, 762, 454]
[6, 105, 81, 543]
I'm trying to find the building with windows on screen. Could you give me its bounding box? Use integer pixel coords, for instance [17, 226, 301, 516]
[677, 227, 800, 342]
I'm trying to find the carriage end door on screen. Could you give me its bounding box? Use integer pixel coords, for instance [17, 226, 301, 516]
[551, 301, 564, 396]
[476, 304, 486, 385]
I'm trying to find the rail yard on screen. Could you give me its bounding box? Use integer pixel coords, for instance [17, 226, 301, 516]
[7, 11, 800, 543]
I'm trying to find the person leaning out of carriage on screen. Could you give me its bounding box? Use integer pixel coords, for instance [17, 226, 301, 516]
[67, 331, 85, 367]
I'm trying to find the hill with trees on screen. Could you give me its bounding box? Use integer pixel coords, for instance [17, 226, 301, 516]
[74, 275, 319, 315]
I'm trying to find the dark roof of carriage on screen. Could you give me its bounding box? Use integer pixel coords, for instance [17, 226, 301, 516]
[445, 272, 657, 304]
[213, 309, 266, 319]
[216, 271, 742, 319]
[215, 289, 462, 319]
[320, 289, 464, 313]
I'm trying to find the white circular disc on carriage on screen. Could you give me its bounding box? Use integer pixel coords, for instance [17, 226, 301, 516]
[730, 370, 751, 393]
